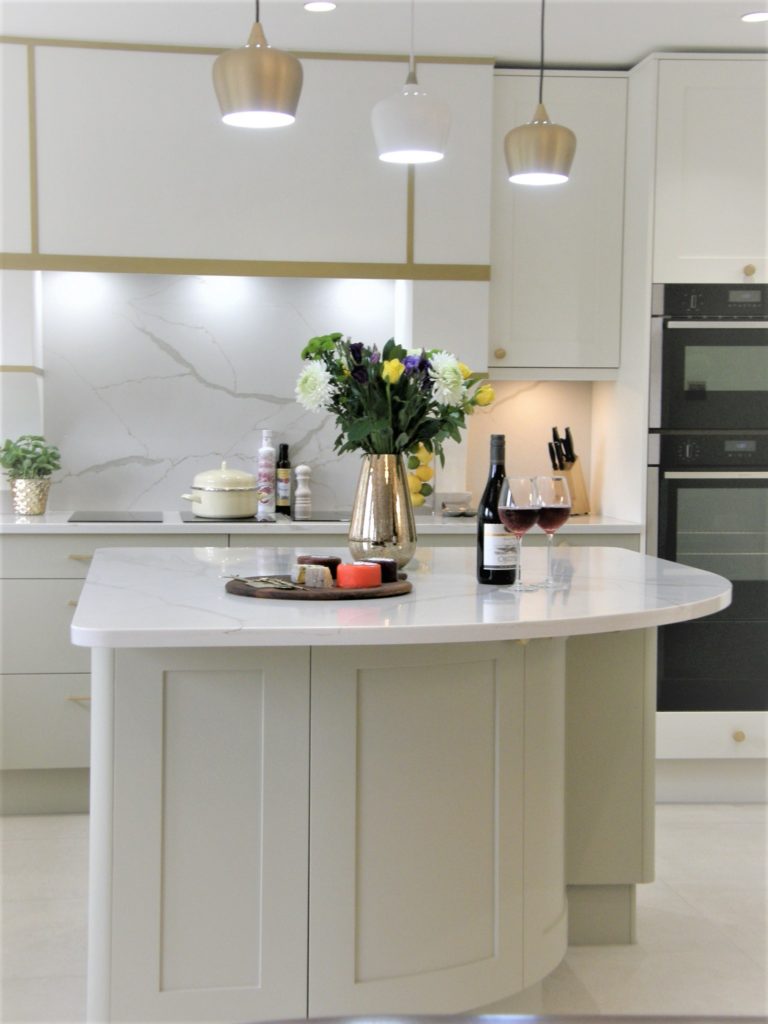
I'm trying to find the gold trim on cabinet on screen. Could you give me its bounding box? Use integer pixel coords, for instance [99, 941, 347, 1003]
[0, 364, 44, 375]
[0, 252, 491, 282]
[0, 36, 494, 65]
[26, 45, 39, 253]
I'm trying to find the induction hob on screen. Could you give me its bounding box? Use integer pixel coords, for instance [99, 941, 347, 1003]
[69, 511, 164, 523]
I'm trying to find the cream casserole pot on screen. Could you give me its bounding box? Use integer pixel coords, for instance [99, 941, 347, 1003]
[181, 461, 259, 518]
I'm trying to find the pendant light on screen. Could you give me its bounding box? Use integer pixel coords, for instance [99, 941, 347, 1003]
[371, 0, 450, 164]
[504, 0, 576, 185]
[212, 0, 303, 128]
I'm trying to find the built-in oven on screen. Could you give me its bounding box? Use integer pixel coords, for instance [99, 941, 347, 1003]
[648, 284, 768, 715]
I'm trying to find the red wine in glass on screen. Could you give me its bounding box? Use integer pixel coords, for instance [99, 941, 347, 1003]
[534, 476, 572, 588]
[497, 477, 541, 592]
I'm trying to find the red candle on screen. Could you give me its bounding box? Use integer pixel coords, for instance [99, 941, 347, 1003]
[336, 562, 382, 589]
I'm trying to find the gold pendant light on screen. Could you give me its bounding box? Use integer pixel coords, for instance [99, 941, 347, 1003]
[212, 0, 303, 129]
[504, 0, 576, 185]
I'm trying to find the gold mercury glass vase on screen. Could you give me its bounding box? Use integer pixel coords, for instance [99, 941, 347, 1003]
[348, 453, 417, 569]
[10, 478, 52, 516]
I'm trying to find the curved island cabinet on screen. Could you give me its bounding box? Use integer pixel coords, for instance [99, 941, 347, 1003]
[71, 545, 730, 1024]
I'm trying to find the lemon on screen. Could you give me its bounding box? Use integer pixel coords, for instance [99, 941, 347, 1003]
[411, 492, 426, 507]
[417, 445, 432, 465]
[407, 473, 422, 494]
[414, 464, 433, 482]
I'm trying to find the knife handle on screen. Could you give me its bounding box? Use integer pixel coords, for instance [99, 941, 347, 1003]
[547, 441, 559, 471]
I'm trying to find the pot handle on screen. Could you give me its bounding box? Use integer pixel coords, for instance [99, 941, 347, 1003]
[181, 493, 201, 503]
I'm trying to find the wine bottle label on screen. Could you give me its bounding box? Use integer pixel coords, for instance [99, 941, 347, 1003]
[483, 524, 517, 569]
[276, 470, 291, 503]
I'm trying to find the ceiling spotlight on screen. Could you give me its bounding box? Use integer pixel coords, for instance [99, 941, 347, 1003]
[304, 2, 336, 10]
[212, 0, 303, 128]
[503, 0, 576, 185]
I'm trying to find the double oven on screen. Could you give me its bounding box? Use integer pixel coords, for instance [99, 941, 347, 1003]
[647, 283, 768, 713]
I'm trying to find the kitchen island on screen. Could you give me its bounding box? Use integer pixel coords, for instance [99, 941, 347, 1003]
[71, 545, 730, 1024]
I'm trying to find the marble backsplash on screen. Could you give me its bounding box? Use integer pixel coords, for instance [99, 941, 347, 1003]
[40, 272, 397, 512]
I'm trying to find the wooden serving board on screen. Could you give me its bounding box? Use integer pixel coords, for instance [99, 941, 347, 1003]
[225, 575, 412, 601]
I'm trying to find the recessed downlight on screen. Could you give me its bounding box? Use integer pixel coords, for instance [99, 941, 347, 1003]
[304, 1, 336, 11]
[741, 11, 768, 21]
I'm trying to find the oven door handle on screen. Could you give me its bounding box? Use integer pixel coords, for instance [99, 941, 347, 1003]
[665, 320, 768, 330]
[663, 471, 768, 479]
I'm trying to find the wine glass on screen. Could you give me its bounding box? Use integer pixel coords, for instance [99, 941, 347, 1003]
[497, 476, 541, 593]
[534, 475, 572, 588]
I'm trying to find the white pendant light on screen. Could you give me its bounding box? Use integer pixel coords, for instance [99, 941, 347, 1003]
[371, 0, 450, 164]
[504, 0, 576, 185]
[212, 0, 303, 128]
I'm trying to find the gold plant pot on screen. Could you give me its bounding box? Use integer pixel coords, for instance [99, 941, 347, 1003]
[348, 453, 417, 569]
[10, 478, 51, 516]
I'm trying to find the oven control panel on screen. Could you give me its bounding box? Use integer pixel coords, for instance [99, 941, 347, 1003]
[660, 433, 768, 468]
[660, 283, 768, 318]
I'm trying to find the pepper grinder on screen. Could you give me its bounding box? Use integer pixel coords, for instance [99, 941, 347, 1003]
[293, 464, 312, 521]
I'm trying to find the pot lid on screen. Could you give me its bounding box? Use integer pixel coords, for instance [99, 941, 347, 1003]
[192, 461, 257, 491]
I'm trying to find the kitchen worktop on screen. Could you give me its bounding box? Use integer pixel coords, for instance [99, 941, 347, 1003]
[71, 544, 729, 649]
[0, 510, 641, 535]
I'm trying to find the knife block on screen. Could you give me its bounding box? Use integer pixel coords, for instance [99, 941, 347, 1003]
[562, 458, 590, 516]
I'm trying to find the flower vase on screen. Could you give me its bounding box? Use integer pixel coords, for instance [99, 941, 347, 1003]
[348, 453, 417, 569]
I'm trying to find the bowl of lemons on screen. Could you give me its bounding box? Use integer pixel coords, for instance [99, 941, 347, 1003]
[406, 443, 435, 514]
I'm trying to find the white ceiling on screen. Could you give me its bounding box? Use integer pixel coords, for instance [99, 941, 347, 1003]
[1, 0, 767, 68]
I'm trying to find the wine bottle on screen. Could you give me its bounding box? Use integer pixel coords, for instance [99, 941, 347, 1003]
[275, 443, 291, 514]
[477, 433, 516, 584]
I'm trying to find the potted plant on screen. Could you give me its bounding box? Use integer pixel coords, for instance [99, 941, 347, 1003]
[0, 434, 61, 515]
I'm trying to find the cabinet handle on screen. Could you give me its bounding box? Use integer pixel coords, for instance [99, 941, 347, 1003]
[494, 347, 507, 360]
[732, 729, 747, 743]
[743, 264, 757, 278]
[68, 554, 93, 563]
[66, 695, 91, 706]
[67, 600, 78, 607]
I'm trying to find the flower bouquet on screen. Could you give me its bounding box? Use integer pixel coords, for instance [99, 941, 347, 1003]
[295, 334, 494, 568]
[295, 333, 494, 462]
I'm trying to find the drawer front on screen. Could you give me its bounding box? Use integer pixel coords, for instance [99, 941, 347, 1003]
[657, 710, 767, 759]
[1, 579, 89, 673]
[1, 533, 227, 578]
[0, 673, 91, 769]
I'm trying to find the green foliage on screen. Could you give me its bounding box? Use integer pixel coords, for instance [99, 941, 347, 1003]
[0, 435, 61, 479]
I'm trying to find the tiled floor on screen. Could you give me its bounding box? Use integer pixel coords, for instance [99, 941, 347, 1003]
[1, 804, 766, 1022]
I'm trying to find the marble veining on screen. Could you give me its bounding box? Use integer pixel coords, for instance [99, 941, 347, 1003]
[41, 273, 396, 512]
[71, 545, 731, 649]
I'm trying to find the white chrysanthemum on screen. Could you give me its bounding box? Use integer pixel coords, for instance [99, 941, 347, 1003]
[428, 351, 464, 406]
[295, 361, 333, 412]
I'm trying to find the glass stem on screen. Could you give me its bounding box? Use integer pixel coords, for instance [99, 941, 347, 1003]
[516, 535, 523, 587]
[547, 532, 554, 583]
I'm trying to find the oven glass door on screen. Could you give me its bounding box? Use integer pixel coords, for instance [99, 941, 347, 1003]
[657, 472, 768, 711]
[661, 323, 768, 430]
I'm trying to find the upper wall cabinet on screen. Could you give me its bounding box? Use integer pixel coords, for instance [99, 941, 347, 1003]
[489, 72, 627, 377]
[653, 56, 768, 283]
[27, 45, 492, 270]
[1, 44, 32, 253]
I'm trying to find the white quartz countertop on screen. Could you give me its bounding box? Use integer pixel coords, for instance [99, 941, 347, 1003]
[70, 545, 730, 649]
[0, 511, 641, 535]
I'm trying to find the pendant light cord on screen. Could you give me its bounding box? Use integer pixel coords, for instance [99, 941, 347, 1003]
[409, 0, 416, 75]
[255, 0, 260, 23]
[538, 0, 545, 103]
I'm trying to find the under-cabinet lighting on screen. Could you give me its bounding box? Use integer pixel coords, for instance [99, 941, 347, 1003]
[741, 10, 768, 20]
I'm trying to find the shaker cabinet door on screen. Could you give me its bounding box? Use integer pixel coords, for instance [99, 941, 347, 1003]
[489, 72, 626, 373]
[653, 57, 768, 283]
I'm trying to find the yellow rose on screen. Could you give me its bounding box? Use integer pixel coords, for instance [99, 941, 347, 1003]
[475, 383, 494, 407]
[457, 362, 472, 379]
[381, 359, 405, 385]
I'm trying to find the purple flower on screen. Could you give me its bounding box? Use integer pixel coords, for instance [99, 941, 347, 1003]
[403, 354, 421, 374]
[348, 342, 364, 364]
[370, 348, 381, 364]
[351, 365, 368, 384]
